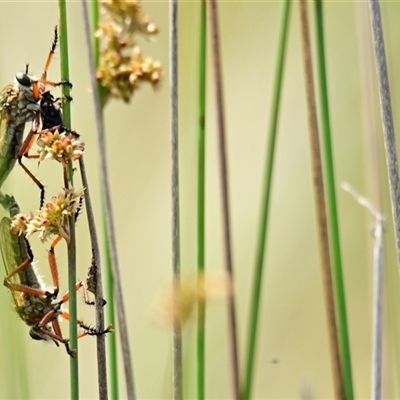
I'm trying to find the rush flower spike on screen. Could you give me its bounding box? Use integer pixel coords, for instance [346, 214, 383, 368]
[11, 186, 84, 244]
[95, 0, 162, 104]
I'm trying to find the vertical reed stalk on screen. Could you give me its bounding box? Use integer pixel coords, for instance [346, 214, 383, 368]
[80, 1, 136, 399]
[243, 2, 291, 398]
[298, 0, 344, 398]
[78, 157, 109, 400]
[58, 3, 79, 399]
[314, 1, 353, 398]
[90, 1, 118, 398]
[368, 0, 400, 273]
[170, 1, 182, 399]
[208, 0, 241, 398]
[196, 0, 207, 399]
[371, 213, 384, 400]
[341, 183, 384, 400]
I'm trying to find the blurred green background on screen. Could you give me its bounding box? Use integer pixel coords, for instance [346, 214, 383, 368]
[0, 1, 400, 399]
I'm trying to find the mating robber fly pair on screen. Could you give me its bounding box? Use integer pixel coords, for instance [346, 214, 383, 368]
[0, 27, 111, 355]
[0, 191, 111, 355]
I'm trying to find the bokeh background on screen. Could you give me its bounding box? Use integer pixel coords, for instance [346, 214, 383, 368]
[0, 1, 400, 399]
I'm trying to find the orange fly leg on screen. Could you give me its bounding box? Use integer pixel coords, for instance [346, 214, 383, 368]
[50, 235, 63, 259]
[37, 308, 74, 355]
[4, 281, 53, 297]
[50, 235, 63, 249]
[3, 257, 54, 298]
[19, 112, 40, 157]
[40, 26, 58, 82]
[17, 112, 45, 207]
[26, 26, 69, 118]
[59, 311, 104, 339]
[37, 26, 72, 93]
[47, 247, 60, 297]
[60, 310, 70, 321]
[64, 280, 95, 306]
[57, 281, 87, 304]
[3, 258, 31, 282]
[46, 286, 111, 353]
[38, 306, 68, 343]
[20, 122, 64, 159]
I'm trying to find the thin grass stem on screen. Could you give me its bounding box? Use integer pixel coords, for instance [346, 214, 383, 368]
[170, 1, 182, 399]
[242, 2, 291, 399]
[298, 1, 344, 398]
[207, 1, 241, 398]
[371, 213, 384, 400]
[58, 3, 79, 399]
[90, 1, 118, 398]
[78, 157, 108, 400]
[80, 1, 136, 399]
[196, 0, 207, 399]
[368, 0, 400, 273]
[92, 0, 100, 67]
[341, 183, 384, 400]
[360, 4, 400, 394]
[92, 0, 106, 103]
[314, 2, 353, 398]
[102, 212, 119, 400]
[356, 1, 382, 209]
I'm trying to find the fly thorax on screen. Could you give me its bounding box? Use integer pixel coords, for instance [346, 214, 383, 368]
[13, 76, 40, 124]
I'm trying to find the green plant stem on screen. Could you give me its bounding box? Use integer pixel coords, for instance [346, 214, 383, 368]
[92, 0, 106, 103]
[314, 2, 353, 399]
[208, 1, 241, 398]
[242, 2, 291, 399]
[92, 0, 100, 67]
[58, 9, 72, 129]
[58, 3, 78, 399]
[298, 0, 344, 398]
[196, 1, 207, 399]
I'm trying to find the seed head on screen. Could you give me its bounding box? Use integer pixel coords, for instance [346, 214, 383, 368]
[96, 0, 162, 104]
[37, 130, 85, 164]
[10, 213, 33, 235]
[12, 187, 84, 244]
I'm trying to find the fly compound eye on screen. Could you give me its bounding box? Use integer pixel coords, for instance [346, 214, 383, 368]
[29, 326, 45, 341]
[15, 72, 32, 87]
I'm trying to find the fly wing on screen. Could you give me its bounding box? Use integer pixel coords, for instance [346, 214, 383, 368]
[0, 216, 21, 285]
[0, 86, 22, 187]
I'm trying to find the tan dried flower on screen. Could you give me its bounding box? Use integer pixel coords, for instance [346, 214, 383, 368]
[153, 272, 231, 326]
[96, 0, 162, 104]
[101, 0, 158, 36]
[12, 187, 84, 244]
[36, 130, 85, 164]
[10, 213, 33, 236]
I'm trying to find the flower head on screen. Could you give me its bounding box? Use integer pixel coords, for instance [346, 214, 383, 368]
[37, 130, 85, 164]
[13, 187, 84, 244]
[96, 0, 162, 104]
[10, 213, 33, 235]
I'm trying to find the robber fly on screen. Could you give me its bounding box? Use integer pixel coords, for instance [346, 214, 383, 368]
[0, 191, 112, 355]
[0, 27, 71, 206]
